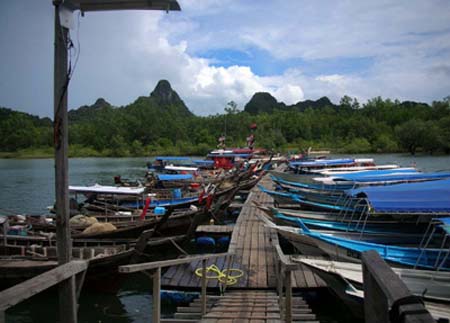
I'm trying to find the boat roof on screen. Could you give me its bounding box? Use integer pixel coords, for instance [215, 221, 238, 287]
[290, 158, 355, 167]
[347, 178, 450, 213]
[157, 174, 193, 181]
[193, 160, 214, 165]
[328, 168, 419, 181]
[207, 153, 252, 158]
[69, 184, 146, 195]
[336, 171, 450, 183]
[155, 156, 191, 161]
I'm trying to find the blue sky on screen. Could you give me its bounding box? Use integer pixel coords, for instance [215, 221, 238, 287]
[1, 0, 450, 117]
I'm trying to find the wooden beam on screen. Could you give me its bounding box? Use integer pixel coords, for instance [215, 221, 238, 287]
[119, 252, 229, 273]
[201, 259, 207, 316]
[273, 235, 298, 271]
[0, 261, 87, 312]
[53, 4, 77, 322]
[152, 268, 161, 323]
[362, 250, 435, 323]
[284, 270, 292, 323]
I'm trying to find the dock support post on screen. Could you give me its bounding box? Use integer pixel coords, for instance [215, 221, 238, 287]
[53, 3, 77, 323]
[284, 270, 292, 323]
[276, 260, 283, 312]
[201, 259, 207, 316]
[152, 268, 161, 323]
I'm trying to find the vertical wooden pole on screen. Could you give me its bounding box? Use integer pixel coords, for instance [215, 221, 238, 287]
[277, 262, 284, 315]
[284, 270, 292, 323]
[54, 3, 77, 323]
[152, 268, 161, 323]
[201, 259, 207, 316]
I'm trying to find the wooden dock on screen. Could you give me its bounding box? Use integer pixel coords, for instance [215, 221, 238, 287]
[163, 290, 319, 323]
[161, 175, 325, 290]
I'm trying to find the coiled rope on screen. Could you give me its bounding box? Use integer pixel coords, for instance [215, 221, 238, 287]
[194, 264, 244, 285]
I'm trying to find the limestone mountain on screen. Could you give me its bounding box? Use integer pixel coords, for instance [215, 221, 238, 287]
[149, 80, 192, 117]
[243, 92, 336, 114]
[68, 98, 112, 123]
[292, 96, 337, 112]
[244, 92, 285, 114]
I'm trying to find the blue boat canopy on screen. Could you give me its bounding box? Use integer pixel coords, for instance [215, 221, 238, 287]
[290, 158, 354, 167]
[193, 160, 214, 165]
[157, 174, 193, 181]
[334, 171, 450, 183]
[347, 179, 450, 213]
[155, 156, 192, 161]
[330, 168, 419, 181]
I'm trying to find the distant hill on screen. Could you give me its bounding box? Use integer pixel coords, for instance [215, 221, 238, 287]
[244, 92, 336, 114]
[0, 107, 53, 151]
[0, 107, 52, 127]
[68, 98, 112, 123]
[2, 79, 449, 157]
[68, 80, 193, 123]
[150, 80, 192, 117]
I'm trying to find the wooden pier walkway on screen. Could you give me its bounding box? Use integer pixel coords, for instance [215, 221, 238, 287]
[161, 175, 325, 290]
[162, 290, 319, 323]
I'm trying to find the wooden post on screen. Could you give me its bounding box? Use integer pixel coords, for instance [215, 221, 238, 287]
[201, 259, 207, 316]
[152, 267, 161, 323]
[284, 269, 292, 323]
[53, 3, 77, 323]
[276, 260, 283, 311]
[362, 250, 435, 323]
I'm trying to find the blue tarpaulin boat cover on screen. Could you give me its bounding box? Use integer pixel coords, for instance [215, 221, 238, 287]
[290, 158, 355, 167]
[157, 174, 193, 181]
[193, 160, 214, 165]
[335, 171, 450, 183]
[347, 179, 450, 213]
[330, 168, 419, 181]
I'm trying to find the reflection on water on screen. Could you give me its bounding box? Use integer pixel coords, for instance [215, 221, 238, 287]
[1, 154, 450, 322]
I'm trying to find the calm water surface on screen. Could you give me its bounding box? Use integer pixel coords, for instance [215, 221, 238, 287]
[1, 154, 449, 322]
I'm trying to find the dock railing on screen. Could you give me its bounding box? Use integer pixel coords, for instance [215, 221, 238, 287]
[271, 229, 299, 323]
[271, 230, 436, 323]
[0, 260, 88, 323]
[119, 252, 230, 322]
[362, 250, 435, 323]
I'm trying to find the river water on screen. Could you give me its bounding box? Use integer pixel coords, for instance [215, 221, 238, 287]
[1, 154, 450, 322]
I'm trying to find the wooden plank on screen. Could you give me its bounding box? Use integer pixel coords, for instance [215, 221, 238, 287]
[153, 268, 161, 323]
[0, 260, 87, 311]
[184, 259, 202, 288]
[168, 263, 189, 287]
[196, 225, 234, 234]
[362, 250, 434, 323]
[257, 217, 267, 288]
[119, 252, 229, 273]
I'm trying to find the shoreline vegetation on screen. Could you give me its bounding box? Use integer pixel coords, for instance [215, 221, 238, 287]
[2, 80, 450, 159]
[1, 145, 449, 159]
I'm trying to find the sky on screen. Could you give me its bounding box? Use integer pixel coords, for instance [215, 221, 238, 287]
[1, 1, 450, 117]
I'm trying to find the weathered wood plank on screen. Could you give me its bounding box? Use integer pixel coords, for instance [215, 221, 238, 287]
[0, 260, 87, 311]
[119, 252, 229, 273]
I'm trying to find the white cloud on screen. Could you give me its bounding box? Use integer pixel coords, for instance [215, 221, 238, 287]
[1, 1, 450, 117]
[67, 11, 308, 115]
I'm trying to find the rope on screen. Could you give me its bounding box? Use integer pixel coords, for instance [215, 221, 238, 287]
[194, 264, 243, 286]
[169, 237, 189, 256]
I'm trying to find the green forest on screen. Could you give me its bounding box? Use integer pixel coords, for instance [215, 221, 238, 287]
[1, 80, 450, 158]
